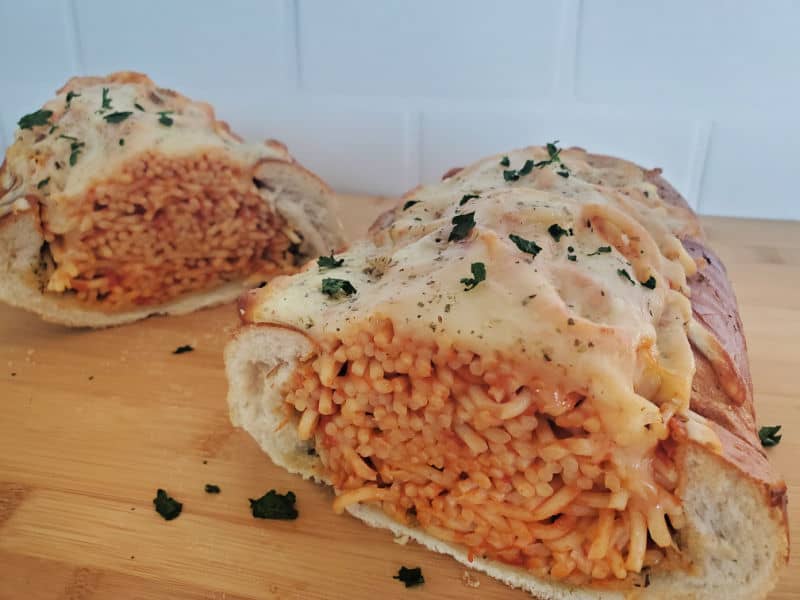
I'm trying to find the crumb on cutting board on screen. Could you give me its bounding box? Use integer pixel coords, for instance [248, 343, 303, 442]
[461, 570, 480, 588]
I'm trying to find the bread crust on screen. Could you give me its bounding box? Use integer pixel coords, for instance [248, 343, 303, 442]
[227, 147, 788, 597]
[0, 73, 344, 327]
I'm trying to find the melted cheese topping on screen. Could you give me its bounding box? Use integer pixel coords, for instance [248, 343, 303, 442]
[251, 147, 703, 457]
[0, 72, 288, 229]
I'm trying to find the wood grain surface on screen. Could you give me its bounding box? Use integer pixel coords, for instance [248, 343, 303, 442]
[0, 196, 797, 599]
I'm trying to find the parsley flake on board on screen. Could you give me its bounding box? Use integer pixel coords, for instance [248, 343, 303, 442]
[617, 269, 636, 285]
[249, 490, 298, 519]
[640, 276, 657, 289]
[158, 111, 174, 126]
[153, 489, 182, 520]
[588, 246, 612, 256]
[759, 425, 782, 447]
[499, 156, 510, 167]
[509, 233, 542, 257]
[448, 211, 476, 242]
[173, 345, 194, 354]
[119, 138, 125, 146]
[104, 111, 132, 124]
[18, 109, 53, 130]
[204, 484, 221, 494]
[321, 277, 357, 298]
[65, 91, 81, 107]
[557, 169, 570, 178]
[459, 193, 479, 206]
[503, 169, 520, 182]
[36, 177, 50, 189]
[460, 262, 486, 291]
[393, 566, 424, 588]
[402, 200, 420, 210]
[134, 102, 145, 111]
[101, 87, 113, 110]
[547, 223, 572, 242]
[317, 252, 344, 270]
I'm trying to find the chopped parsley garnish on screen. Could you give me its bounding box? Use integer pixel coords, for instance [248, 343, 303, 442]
[104, 111, 132, 124]
[393, 566, 424, 588]
[317, 252, 344, 270]
[402, 200, 420, 210]
[759, 425, 782, 447]
[322, 277, 357, 298]
[249, 490, 298, 520]
[36, 177, 50, 189]
[68, 141, 85, 166]
[532, 140, 564, 168]
[153, 489, 182, 520]
[503, 159, 536, 182]
[158, 111, 174, 126]
[460, 262, 486, 291]
[65, 91, 80, 107]
[547, 223, 572, 242]
[101, 87, 112, 110]
[640, 276, 657, 289]
[617, 268, 636, 285]
[499, 156, 510, 167]
[448, 211, 476, 242]
[204, 484, 221, 494]
[557, 169, 569, 178]
[173, 345, 194, 354]
[59, 134, 78, 142]
[119, 138, 125, 146]
[518, 159, 535, 176]
[546, 141, 562, 162]
[18, 109, 53, 130]
[134, 102, 145, 111]
[567, 254, 577, 262]
[588, 246, 612, 256]
[48, 125, 58, 134]
[509, 233, 542, 257]
[459, 193, 479, 206]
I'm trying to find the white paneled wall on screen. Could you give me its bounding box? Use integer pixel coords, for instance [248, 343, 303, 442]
[1, 0, 797, 219]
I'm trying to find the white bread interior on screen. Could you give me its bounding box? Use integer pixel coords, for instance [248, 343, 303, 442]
[225, 324, 788, 600]
[0, 161, 344, 328]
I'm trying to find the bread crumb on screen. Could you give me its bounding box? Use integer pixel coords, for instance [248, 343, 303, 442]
[393, 534, 410, 546]
[461, 570, 480, 588]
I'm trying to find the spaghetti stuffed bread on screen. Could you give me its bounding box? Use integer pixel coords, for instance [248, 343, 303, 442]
[225, 145, 788, 598]
[0, 72, 343, 327]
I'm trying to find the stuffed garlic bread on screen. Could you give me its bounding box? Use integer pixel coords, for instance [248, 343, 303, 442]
[225, 145, 787, 599]
[0, 72, 343, 327]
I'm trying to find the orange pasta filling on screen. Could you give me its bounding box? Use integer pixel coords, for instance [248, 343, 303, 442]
[39, 150, 297, 310]
[283, 318, 686, 586]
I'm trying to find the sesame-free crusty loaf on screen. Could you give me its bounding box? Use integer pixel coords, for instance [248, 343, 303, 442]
[0, 72, 344, 327]
[225, 145, 788, 598]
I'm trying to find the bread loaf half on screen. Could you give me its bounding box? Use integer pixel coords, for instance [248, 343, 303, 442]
[225, 145, 788, 598]
[0, 72, 344, 327]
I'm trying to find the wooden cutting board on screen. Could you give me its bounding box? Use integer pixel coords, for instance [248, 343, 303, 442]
[0, 196, 797, 600]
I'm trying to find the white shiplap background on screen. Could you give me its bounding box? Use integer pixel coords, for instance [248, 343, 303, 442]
[1, 0, 798, 220]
